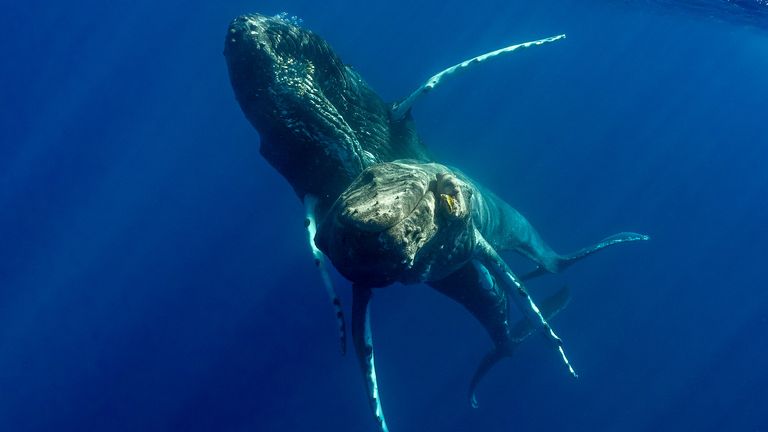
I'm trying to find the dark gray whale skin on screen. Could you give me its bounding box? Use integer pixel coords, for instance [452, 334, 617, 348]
[224, 13, 647, 432]
[223, 13, 541, 350]
[224, 13, 429, 214]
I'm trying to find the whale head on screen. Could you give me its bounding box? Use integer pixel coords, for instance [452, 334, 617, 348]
[224, 13, 368, 199]
[317, 161, 476, 287]
[224, 14, 427, 202]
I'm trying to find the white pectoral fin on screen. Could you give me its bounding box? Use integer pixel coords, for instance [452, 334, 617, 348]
[474, 230, 578, 378]
[352, 285, 389, 432]
[391, 34, 566, 120]
[304, 194, 347, 355]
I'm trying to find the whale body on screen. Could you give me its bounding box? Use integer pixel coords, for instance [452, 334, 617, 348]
[224, 13, 647, 432]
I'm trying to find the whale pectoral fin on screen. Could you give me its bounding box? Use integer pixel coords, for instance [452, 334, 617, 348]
[509, 284, 571, 341]
[521, 231, 650, 281]
[352, 285, 389, 432]
[390, 34, 566, 120]
[304, 194, 347, 355]
[468, 285, 571, 408]
[474, 230, 578, 378]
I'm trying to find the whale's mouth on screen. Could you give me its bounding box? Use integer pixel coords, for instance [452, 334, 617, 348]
[317, 162, 474, 286]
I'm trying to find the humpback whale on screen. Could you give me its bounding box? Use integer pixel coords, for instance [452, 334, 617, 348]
[317, 161, 647, 413]
[223, 12, 648, 432]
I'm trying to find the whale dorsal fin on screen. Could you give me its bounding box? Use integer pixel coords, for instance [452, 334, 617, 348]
[390, 34, 566, 121]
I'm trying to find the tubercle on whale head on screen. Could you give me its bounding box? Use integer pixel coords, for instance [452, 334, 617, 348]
[223, 13, 346, 118]
[316, 161, 476, 287]
[314, 162, 433, 287]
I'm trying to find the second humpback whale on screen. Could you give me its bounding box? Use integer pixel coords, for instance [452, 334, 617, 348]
[317, 161, 648, 412]
[223, 12, 648, 432]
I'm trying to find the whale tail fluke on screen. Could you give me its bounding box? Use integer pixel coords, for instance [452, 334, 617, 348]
[468, 285, 571, 408]
[522, 232, 650, 281]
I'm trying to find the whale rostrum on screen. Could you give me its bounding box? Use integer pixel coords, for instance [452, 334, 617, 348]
[224, 13, 648, 432]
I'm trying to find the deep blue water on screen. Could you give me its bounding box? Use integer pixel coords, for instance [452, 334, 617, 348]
[2, 1, 768, 431]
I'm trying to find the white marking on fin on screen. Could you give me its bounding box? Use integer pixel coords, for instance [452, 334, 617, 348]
[352, 287, 389, 432]
[391, 34, 566, 120]
[474, 229, 578, 378]
[305, 194, 347, 355]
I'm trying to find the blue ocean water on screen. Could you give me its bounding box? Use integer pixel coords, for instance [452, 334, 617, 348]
[2, 1, 767, 431]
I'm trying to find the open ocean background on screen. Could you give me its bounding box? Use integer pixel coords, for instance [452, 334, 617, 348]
[2, 1, 767, 431]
